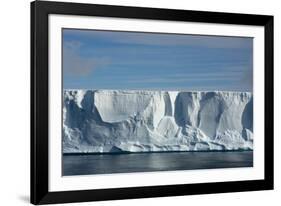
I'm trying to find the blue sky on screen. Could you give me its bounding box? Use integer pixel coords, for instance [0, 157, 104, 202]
[63, 29, 253, 91]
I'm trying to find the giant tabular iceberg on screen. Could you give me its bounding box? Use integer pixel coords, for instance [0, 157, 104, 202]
[63, 90, 253, 153]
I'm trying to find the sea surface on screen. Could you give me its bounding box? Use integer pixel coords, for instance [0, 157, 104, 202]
[63, 151, 253, 176]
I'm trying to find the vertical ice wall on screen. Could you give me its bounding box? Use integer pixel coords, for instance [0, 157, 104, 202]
[63, 90, 253, 153]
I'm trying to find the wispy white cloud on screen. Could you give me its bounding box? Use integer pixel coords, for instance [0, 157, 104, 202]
[64, 29, 253, 49]
[127, 76, 238, 84]
[238, 67, 253, 90]
[123, 69, 246, 83]
[63, 41, 110, 76]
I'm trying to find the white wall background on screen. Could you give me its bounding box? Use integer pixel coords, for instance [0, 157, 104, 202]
[0, 0, 279, 205]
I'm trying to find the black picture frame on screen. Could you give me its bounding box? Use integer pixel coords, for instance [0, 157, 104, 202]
[31, 0, 274, 205]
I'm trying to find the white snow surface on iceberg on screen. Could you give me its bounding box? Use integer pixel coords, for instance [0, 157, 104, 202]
[63, 90, 253, 153]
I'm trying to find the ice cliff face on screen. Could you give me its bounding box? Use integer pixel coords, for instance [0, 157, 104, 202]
[63, 90, 253, 153]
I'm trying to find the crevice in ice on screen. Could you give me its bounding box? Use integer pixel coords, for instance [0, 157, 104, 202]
[163, 92, 173, 116]
[242, 97, 253, 132]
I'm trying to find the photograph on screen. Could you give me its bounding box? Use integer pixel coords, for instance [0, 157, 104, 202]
[30, 1, 273, 204]
[62, 29, 254, 176]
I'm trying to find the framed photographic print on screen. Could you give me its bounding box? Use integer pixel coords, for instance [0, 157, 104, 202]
[31, 0, 274, 204]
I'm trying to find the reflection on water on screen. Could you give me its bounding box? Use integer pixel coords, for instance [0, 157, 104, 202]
[63, 151, 253, 176]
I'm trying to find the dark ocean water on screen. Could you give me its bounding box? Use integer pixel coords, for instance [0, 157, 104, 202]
[63, 151, 253, 176]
